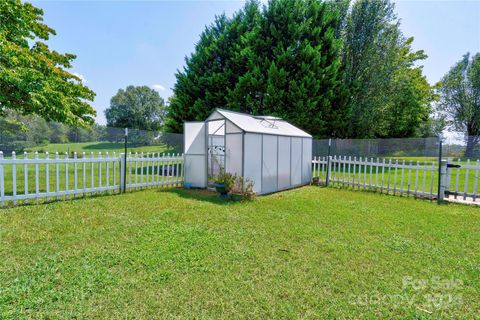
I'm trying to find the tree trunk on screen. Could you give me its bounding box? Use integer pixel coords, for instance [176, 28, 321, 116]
[465, 135, 476, 158]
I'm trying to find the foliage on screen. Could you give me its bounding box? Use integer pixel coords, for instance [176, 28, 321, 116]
[418, 110, 447, 138]
[1, 187, 479, 318]
[48, 122, 69, 144]
[156, 132, 184, 154]
[166, 0, 345, 137]
[105, 85, 166, 131]
[335, 0, 437, 138]
[230, 175, 256, 201]
[214, 170, 236, 193]
[167, 0, 435, 139]
[439, 52, 480, 156]
[213, 171, 256, 200]
[0, 110, 107, 152]
[0, 116, 28, 152]
[311, 176, 321, 185]
[0, 0, 96, 126]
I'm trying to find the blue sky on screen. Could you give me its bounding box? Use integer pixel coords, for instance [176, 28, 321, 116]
[33, 0, 480, 125]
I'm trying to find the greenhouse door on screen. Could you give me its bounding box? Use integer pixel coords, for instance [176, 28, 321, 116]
[184, 122, 207, 188]
[207, 120, 226, 186]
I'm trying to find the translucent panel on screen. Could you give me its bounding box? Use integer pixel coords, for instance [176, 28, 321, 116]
[244, 133, 262, 194]
[208, 150, 223, 181]
[184, 155, 207, 188]
[208, 120, 225, 135]
[226, 119, 242, 133]
[184, 122, 206, 188]
[209, 135, 224, 147]
[291, 137, 302, 186]
[226, 133, 243, 176]
[184, 122, 205, 155]
[214, 109, 311, 137]
[207, 133, 225, 184]
[278, 136, 291, 189]
[262, 135, 278, 194]
[207, 110, 225, 121]
[302, 138, 312, 184]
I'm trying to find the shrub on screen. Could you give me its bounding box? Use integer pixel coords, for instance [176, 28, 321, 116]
[232, 175, 256, 201]
[214, 170, 236, 193]
[214, 171, 256, 201]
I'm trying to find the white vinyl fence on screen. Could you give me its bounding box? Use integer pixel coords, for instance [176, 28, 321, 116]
[313, 155, 480, 204]
[312, 155, 440, 200]
[445, 158, 480, 203]
[0, 151, 183, 207]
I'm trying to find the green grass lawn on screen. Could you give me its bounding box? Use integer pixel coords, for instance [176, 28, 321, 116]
[1, 187, 479, 319]
[23, 141, 179, 155]
[315, 159, 480, 198]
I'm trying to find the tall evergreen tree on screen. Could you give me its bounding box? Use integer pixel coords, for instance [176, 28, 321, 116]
[166, 0, 344, 137]
[166, 3, 262, 133]
[167, 0, 434, 138]
[231, 0, 343, 137]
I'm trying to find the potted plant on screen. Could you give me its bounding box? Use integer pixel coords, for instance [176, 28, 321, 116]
[213, 170, 235, 198]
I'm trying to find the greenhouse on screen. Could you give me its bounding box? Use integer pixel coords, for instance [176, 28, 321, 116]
[184, 109, 312, 195]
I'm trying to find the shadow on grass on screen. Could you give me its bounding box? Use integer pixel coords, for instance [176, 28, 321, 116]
[156, 188, 241, 206]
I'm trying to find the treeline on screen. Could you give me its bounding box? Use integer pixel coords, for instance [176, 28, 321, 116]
[166, 0, 438, 138]
[0, 111, 181, 153]
[0, 111, 103, 152]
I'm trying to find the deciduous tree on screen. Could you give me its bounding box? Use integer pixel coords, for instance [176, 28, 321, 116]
[0, 0, 96, 126]
[105, 85, 166, 130]
[439, 52, 480, 156]
[337, 0, 436, 138]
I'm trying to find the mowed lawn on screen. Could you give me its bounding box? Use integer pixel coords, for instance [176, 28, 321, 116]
[0, 187, 479, 319]
[24, 142, 178, 155]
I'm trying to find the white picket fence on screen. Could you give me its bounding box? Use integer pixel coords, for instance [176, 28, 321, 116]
[445, 158, 480, 202]
[312, 155, 440, 200]
[0, 151, 184, 206]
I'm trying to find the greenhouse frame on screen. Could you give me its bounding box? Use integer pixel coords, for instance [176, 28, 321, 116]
[184, 109, 312, 195]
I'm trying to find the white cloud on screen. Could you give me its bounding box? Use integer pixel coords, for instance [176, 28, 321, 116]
[152, 84, 166, 91]
[73, 72, 87, 83]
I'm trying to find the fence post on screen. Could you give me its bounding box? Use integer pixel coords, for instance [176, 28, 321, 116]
[0, 151, 4, 206]
[123, 128, 128, 193]
[120, 153, 126, 193]
[445, 158, 451, 192]
[325, 138, 332, 186]
[438, 159, 447, 203]
[326, 156, 332, 186]
[437, 135, 443, 204]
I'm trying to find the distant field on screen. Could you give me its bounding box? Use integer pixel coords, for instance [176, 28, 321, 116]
[23, 142, 179, 155]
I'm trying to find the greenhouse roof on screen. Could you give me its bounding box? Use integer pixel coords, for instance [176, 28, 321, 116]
[207, 109, 312, 138]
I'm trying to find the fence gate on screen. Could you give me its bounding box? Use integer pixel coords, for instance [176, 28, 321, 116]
[444, 158, 480, 204]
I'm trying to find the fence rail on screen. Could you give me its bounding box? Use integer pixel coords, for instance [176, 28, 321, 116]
[313, 155, 439, 200]
[0, 151, 183, 207]
[314, 155, 480, 204]
[445, 158, 480, 202]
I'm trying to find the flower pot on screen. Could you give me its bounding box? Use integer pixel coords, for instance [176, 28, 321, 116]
[213, 183, 229, 197]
